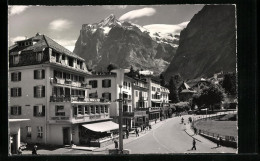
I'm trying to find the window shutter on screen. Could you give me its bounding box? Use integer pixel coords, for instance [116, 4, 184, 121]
[73, 106, 77, 116]
[109, 80, 111, 87]
[102, 93, 105, 98]
[34, 70, 37, 79]
[11, 107, 14, 115]
[11, 73, 14, 81]
[18, 72, 21, 81]
[11, 88, 14, 97]
[42, 70, 45, 79]
[18, 88, 22, 96]
[109, 93, 111, 101]
[33, 106, 37, 116]
[34, 86, 36, 97]
[102, 80, 105, 87]
[42, 106, 45, 116]
[18, 106, 21, 115]
[42, 86, 45, 97]
[95, 81, 98, 88]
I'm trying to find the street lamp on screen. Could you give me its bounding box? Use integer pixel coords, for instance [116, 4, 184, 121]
[111, 68, 130, 154]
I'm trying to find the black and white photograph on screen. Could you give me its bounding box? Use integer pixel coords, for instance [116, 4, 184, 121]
[8, 4, 240, 155]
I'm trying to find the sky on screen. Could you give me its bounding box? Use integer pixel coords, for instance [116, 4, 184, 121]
[8, 5, 204, 51]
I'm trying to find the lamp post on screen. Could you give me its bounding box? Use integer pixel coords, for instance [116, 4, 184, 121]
[111, 68, 130, 154]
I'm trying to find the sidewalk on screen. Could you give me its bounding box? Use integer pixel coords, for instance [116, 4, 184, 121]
[183, 117, 237, 153]
[93, 118, 172, 152]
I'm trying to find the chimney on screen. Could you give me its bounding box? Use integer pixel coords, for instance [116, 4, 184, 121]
[25, 36, 27, 40]
[36, 32, 40, 36]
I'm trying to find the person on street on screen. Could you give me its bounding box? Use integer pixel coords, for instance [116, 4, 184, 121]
[32, 145, 38, 155]
[181, 117, 184, 124]
[135, 128, 139, 137]
[126, 129, 129, 139]
[155, 119, 157, 124]
[191, 138, 196, 150]
[114, 139, 118, 149]
[219, 137, 223, 147]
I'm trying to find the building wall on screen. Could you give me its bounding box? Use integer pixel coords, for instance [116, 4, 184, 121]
[48, 124, 72, 145]
[86, 76, 118, 116]
[9, 65, 48, 144]
[9, 122, 21, 151]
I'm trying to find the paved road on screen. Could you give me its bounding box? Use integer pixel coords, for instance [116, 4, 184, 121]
[123, 115, 236, 154]
[21, 113, 236, 155]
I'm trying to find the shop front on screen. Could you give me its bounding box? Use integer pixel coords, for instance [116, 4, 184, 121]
[132, 111, 149, 128]
[79, 121, 120, 147]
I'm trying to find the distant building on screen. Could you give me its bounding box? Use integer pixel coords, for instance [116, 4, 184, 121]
[178, 81, 196, 102]
[9, 33, 117, 146]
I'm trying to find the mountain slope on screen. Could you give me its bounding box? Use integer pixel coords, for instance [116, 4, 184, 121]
[164, 5, 236, 80]
[73, 14, 181, 74]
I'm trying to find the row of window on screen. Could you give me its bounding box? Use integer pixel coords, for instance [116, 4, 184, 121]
[73, 105, 109, 115]
[152, 94, 161, 99]
[10, 105, 45, 117]
[11, 70, 45, 82]
[135, 91, 147, 98]
[152, 86, 161, 92]
[89, 79, 111, 88]
[54, 70, 85, 82]
[89, 92, 111, 101]
[123, 81, 131, 89]
[26, 126, 43, 138]
[10, 52, 43, 65]
[11, 86, 45, 98]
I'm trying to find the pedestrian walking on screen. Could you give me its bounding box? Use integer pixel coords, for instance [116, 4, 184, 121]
[126, 129, 129, 139]
[219, 137, 223, 147]
[114, 139, 118, 149]
[135, 128, 139, 137]
[32, 145, 38, 155]
[191, 138, 196, 150]
[194, 127, 197, 135]
[181, 117, 184, 124]
[155, 119, 157, 124]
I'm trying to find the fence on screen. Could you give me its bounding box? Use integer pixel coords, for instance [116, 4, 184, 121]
[192, 111, 237, 148]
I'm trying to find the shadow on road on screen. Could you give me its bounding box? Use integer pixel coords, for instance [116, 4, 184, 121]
[211, 146, 221, 149]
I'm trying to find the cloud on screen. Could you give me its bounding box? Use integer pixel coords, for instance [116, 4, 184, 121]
[9, 6, 30, 16]
[54, 39, 77, 52]
[48, 19, 73, 31]
[119, 7, 156, 21]
[143, 21, 190, 36]
[103, 5, 127, 10]
[9, 36, 27, 45]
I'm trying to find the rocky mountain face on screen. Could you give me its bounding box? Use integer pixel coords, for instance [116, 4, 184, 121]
[164, 5, 236, 80]
[73, 14, 179, 75]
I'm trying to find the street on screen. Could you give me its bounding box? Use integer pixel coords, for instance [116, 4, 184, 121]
[21, 114, 236, 155]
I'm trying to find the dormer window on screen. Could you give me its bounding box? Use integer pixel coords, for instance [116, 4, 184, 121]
[36, 52, 43, 62]
[13, 55, 19, 65]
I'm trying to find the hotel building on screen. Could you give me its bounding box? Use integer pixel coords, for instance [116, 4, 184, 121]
[8, 33, 118, 146]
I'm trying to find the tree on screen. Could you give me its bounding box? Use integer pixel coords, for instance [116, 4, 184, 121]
[192, 94, 203, 109]
[107, 63, 118, 72]
[199, 84, 225, 111]
[169, 76, 180, 103]
[221, 72, 237, 95]
[160, 74, 166, 86]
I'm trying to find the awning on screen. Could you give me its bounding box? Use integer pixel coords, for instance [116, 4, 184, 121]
[82, 121, 120, 133]
[152, 100, 162, 103]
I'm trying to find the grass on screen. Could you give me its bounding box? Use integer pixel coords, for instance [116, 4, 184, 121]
[195, 120, 238, 137]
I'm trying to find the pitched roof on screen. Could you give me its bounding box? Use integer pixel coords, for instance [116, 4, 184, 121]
[10, 34, 84, 61]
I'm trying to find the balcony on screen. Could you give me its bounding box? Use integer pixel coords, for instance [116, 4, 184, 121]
[50, 95, 86, 102]
[51, 77, 91, 89]
[139, 96, 148, 101]
[123, 112, 134, 117]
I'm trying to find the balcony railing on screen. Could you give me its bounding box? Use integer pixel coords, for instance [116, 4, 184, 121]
[123, 112, 134, 117]
[51, 77, 91, 89]
[50, 95, 106, 102]
[50, 95, 84, 102]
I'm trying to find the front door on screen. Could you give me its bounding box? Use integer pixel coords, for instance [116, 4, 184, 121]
[63, 128, 70, 145]
[10, 134, 17, 154]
